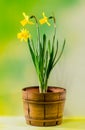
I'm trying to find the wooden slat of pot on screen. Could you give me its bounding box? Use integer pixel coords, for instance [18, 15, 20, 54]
[22, 87, 44, 101]
[27, 92, 66, 101]
[45, 104, 58, 119]
[27, 93, 44, 101]
[26, 117, 62, 122]
[44, 93, 60, 101]
[44, 87, 66, 102]
[30, 121, 44, 126]
[27, 93, 63, 102]
[22, 89, 28, 99]
[22, 92, 66, 101]
[58, 102, 65, 117]
[29, 104, 44, 119]
[23, 101, 29, 116]
[60, 91, 66, 100]
[23, 99, 65, 104]
[29, 103, 44, 126]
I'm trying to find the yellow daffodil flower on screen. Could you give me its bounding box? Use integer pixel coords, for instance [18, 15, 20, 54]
[39, 12, 50, 26]
[20, 12, 34, 26]
[17, 28, 31, 42]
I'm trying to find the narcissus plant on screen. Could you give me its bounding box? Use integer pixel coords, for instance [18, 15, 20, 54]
[17, 12, 66, 93]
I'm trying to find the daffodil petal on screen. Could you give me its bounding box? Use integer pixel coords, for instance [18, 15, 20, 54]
[22, 12, 28, 20]
[46, 21, 50, 26]
[17, 29, 31, 42]
[39, 12, 50, 26]
[20, 19, 28, 26]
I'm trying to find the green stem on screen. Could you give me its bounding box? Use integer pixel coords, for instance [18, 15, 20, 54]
[30, 15, 42, 92]
[30, 15, 40, 54]
[49, 16, 56, 44]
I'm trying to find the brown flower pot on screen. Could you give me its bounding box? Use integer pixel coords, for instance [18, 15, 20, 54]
[22, 86, 66, 126]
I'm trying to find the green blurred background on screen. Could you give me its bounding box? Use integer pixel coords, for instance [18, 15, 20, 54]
[0, 0, 85, 116]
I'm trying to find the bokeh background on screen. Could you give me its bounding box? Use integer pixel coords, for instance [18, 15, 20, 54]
[0, 0, 85, 117]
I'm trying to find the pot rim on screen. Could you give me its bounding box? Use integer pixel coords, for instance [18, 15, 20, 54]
[22, 86, 66, 94]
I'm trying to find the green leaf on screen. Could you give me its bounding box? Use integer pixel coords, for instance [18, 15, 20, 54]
[42, 34, 46, 73]
[53, 39, 66, 67]
[52, 40, 58, 64]
[48, 40, 51, 54]
[42, 34, 46, 57]
[46, 43, 54, 79]
[28, 39, 36, 67]
[28, 39, 40, 77]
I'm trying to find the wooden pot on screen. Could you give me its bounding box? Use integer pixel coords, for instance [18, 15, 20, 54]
[22, 86, 66, 126]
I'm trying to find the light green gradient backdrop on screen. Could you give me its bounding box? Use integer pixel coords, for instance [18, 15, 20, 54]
[0, 0, 85, 116]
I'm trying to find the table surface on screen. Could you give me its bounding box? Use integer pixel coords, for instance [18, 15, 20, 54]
[0, 117, 85, 130]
